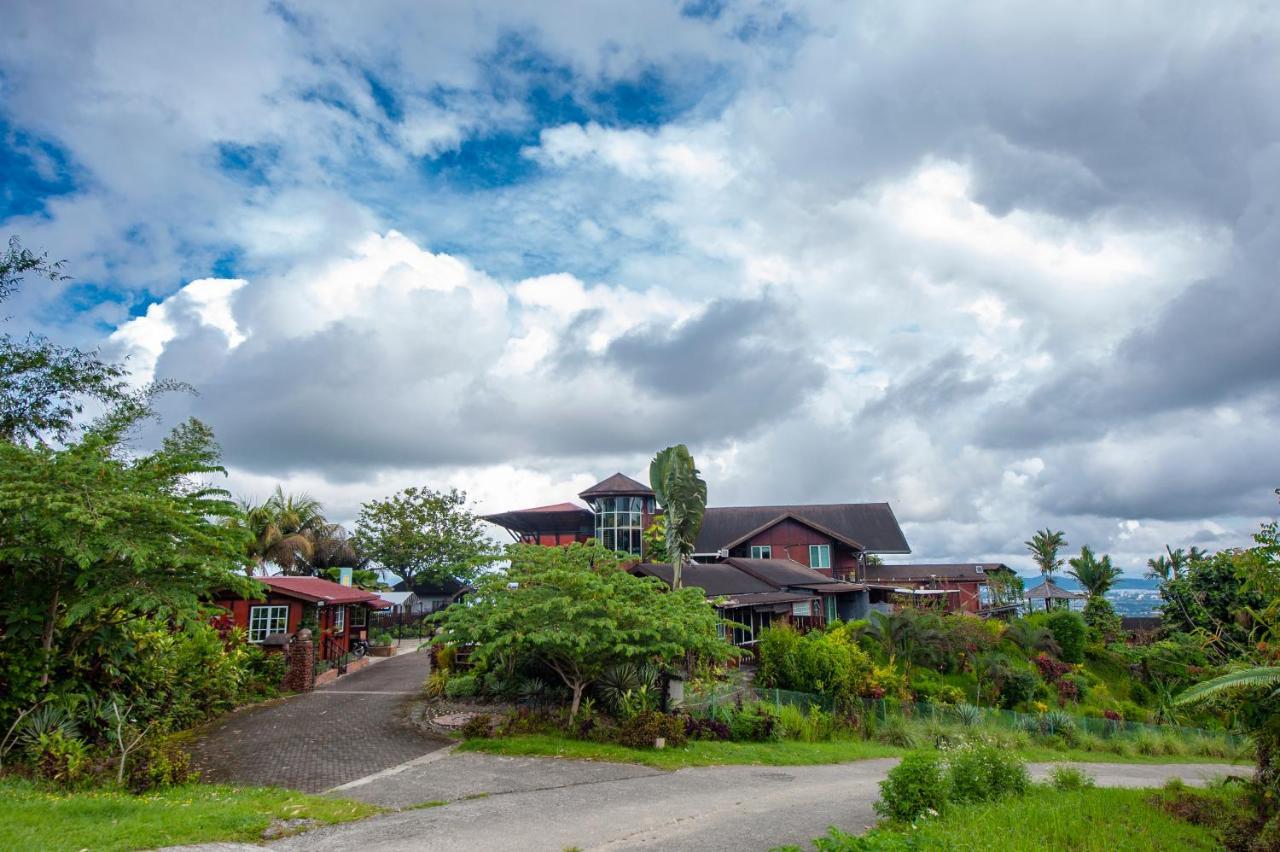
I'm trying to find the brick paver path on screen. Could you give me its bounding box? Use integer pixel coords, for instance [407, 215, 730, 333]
[187, 649, 449, 792]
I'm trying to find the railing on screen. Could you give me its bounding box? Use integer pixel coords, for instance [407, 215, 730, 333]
[315, 632, 352, 676]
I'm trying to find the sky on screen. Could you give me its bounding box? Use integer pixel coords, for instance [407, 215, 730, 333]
[2, 1, 1278, 575]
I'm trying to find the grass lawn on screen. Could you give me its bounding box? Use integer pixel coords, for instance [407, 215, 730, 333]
[0, 778, 381, 852]
[815, 786, 1230, 851]
[459, 734, 1248, 770]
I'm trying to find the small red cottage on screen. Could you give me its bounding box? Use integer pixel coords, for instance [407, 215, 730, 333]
[214, 576, 390, 661]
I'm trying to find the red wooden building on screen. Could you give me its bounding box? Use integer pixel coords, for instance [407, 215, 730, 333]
[213, 576, 390, 661]
[861, 562, 1020, 616]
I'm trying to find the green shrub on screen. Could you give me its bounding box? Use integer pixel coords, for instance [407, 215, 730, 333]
[946, 744, 1029, 804]
[28, 731, 90, 785]
[1049, 765, 1096, 791]
[1000, 669, 1040, 709]
[875, 750, 949, 822]
[126, 737, 194, 792]
[951, 704, 982, 728]
[615, 711, 687, 749]
[444, 673, 478, 698]
[728, 703, 781, 742]
[756, 625, 873, 702]
[460, 714, 493, 739]
[874, 716, 919, 749]
[1044, 611, 1087, 663]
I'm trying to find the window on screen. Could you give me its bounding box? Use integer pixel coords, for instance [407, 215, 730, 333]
[809, 544, 831, 569]
[350, 606, 366, 627]
[825, 595, 838, 622]
[248, 605, 289, 643]
[591, 495, 646, 556]
[750, 545, 772, 559]
[333, 606, 345, 633]
[791, 600, 812, 617]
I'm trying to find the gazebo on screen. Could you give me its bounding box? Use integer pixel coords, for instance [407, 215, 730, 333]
[1024, 578, 1086, 611]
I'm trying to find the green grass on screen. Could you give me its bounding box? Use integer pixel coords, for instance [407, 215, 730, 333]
[460, 734, 902, 768]
[829, 786, 1229, 851]
[0, 778, 381, 851]
[458, 734, 1246, 769]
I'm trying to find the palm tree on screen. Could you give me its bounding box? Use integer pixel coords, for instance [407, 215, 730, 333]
[649, 445, 707, 590]
[1066, 545, 1122, 597]
[1145, 545, 1188, 582]
[1177, 666, 1280, 794]
[237, 486, 330, 575]
[1025, 528, 1068, 581]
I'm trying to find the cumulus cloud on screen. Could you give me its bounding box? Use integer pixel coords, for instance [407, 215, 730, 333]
[5, 1, 1280, 574]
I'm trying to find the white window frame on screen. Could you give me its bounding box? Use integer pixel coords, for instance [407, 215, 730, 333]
[349, 606, 366, 628]
[809, 544, 831, 569]
[750, 545, 772, 559]
[248, 605, 289, 643]
[333, 605, 345, 634]
[791, 600, 812, 617]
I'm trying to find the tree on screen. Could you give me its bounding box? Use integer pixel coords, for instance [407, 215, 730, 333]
[649, 445, 707, 589]
[353, 486, 496, 590]
[0, 399, 255, 711]
[431, 541, 735, 716]
[0, 236, 128, 444]
[1066, 546, 1121, 597]
[231, 486, 331, 575]
[1146, 546, 1190, 582]
[1024, 528, 1067, 581]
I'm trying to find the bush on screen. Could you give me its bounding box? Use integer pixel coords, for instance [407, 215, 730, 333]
[444, 673, 478, 698]
[126, 737, 194, 792]
[729, 703, 781, 742]
[685, 715, 732, 741]
[1049, 765, 1096, 791]
[756, 625, 873, 702]
[1001, 669, 1040, 709]
[460, 714, 493, 739]
[946, 744, 1029, 805]
[874, 716, 918, 749]
[1044, 611, 1087, 663]
[615, 711, 687, 749]
[28, 731, 91, 785]
[875, 750, 949, 822]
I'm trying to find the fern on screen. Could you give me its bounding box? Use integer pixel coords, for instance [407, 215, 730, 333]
[1175, 666, 1280, 706]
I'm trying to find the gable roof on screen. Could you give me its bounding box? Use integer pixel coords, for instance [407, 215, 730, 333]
[719, 512, 866, 552]
[631, 561, 774, 596]
[865, 563, 1014, 583]
[579, 472, 655, 499]
[695, 503, 910, 554]
[723, 557, 840, 589]
[259, 576, 385, 606]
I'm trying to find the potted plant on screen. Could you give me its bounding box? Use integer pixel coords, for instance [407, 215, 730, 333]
[369, 630, 396, 657]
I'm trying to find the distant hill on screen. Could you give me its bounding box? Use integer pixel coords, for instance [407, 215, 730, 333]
[1017, 574, 1161, 591]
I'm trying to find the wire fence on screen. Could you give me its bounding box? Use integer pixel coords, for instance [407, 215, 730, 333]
[683, 684, 1246, 747]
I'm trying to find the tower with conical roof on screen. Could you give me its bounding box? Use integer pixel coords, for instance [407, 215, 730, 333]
[578, 473, 656, 557]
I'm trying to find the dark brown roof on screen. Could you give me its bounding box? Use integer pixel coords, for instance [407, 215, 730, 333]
[724, 557, 840, 588]
[717, 590, 820, 609]
[694, 503, 910, 554]
[482, 504, 593, 534]
[631, 562, 774, 596]
[864, 563, 1014, 582]
[579, 473, 654, 499]
[1025, 579, 1086, 600]
[719, 512, 865, 552]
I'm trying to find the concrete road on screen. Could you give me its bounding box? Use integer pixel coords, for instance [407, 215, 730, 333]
[248, 754, 1246, 852]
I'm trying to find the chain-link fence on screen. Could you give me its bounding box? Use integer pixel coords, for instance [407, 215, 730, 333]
[683, 683, 1245, 748]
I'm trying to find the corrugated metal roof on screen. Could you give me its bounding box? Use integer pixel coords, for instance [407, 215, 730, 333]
[632, 562, 774, 596]
[694, 503, 910, 554]
[865, 562, 1013, 582]
[260, 576, 385, 605]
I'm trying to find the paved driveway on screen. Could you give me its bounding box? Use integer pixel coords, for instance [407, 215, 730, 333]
[186, 649, 449, 793]
[254, 754, 1245, 852]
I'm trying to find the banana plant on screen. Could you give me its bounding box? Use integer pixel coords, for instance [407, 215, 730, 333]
[649, 445, 707, 589]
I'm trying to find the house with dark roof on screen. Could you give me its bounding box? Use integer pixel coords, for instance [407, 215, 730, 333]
[632, 558, 872, 647]
[483, 472, 909, 581]
[862, 562, 1021, 616]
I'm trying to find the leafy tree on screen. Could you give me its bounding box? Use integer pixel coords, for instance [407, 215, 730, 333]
[353, 486, 497, 590]
[228, 486, 334, 575]
[1024, 528, 1067, 581]
[641, 521, 668, 563]
[0, 399, 255, 714]
[1066, 546, 1121, 597]
[431, 541, 735, 715]
[1003, 619, 1061, 658]
[0, 236, 128, 444]
[985, 570, 1024, 608]
[1146, 545, 1194, 583]
[649, 444, 707, 589]
[1160, 550, 1266, 659]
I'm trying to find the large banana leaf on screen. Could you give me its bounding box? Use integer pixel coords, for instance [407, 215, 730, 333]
[1174, 666, 1280, 705]
[649, 445, 707, 588]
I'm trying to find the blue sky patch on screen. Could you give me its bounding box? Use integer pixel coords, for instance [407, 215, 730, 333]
[0, 120, 80, 221]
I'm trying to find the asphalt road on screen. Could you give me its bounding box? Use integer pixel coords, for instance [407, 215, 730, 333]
[240, 754, 1246, 852]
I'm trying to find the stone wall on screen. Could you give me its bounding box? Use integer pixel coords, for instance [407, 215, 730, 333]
[282, 628, 316, 692]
